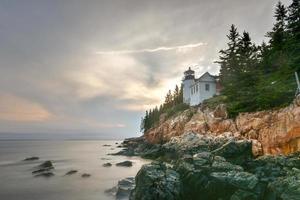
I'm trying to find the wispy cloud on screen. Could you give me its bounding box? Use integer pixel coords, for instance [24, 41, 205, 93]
[95, 42, 206, 55]
[0, 94, 52, 122]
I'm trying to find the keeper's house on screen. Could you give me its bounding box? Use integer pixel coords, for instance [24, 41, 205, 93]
[182, 67, 221, 106]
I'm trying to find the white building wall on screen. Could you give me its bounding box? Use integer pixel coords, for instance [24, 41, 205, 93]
[187, 73, 217, 106]
[183, 79, 194, 104]
[190, 83, 200, 106]
[199, 81, 216, 103]
[183, 72, 218, 106]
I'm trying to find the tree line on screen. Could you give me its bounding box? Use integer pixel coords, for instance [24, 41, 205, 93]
[218, 0, 300, 117]
[140, 0, 300, 132]
[141, 85, 185, 132]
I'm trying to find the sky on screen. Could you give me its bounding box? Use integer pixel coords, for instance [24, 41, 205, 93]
[0, 0, 292, 139]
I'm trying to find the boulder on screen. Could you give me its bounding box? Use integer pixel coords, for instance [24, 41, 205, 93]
[266, 168, 300, 200]
[116, 161, 133, 167]
[81, 173, 91, 178]
[175, 150, 259, 200]
[251, 139, 263, 157]
[32, 160, 54, 177]
[32, 168, 52, 174]
[130, 162, 181, 200]
[23, 156, 39, 161]
[212, 140, 252, 165]
[38, 161, 54, 169]
[116, 177, 135, 200]
[65, 170, 78, 175]
[213, 104, 228, 119]
[103, 163, 112, 167]
[106, 177, 136, 200]
[34, 172, 55, 178]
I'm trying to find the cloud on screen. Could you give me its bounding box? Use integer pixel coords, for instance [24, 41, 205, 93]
[0, 94, 52, 122]
[0, 0, 292, 138]
[95, 42, 206, 55]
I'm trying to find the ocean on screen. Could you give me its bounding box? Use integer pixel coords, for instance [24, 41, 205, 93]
[0, 140, 149, 200]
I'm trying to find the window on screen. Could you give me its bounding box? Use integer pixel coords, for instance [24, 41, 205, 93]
[196, 85, 198, 92]
[191, 88, 193, 94]
[205, 84, 210, 91]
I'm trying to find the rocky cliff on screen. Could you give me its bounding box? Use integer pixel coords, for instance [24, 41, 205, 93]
[123, 133, 300, 200]
[145, 96, 300, 156]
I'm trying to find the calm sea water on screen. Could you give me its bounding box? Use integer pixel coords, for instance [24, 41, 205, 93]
[0, 140, 149, 200]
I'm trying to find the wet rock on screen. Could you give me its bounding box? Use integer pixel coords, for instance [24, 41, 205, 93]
[116, 161, 133, 167]
[128, 136, 300, 200]
[65, 170, 78, 175]
[32, 160, 54, 177]
[23, 156, 39, 161]
[150, 132, 250, 162]
[103, 144, 111, 147]
[81, 173, 91, 178]
[101, 157, 111, 160]
[174, 151, 259, 200]
[212, 139, 252, 165]
[103, 163, 112, 167]
[266, 168, 300, 200]
[113, 137, 153, 157]
[32, 168, 52, 174]
[130, 162, 181, 200]
[116, 177, 135, 200]
[38, 161, 54, 169]
[34, 172, 55, 178]
[105, 186, 118, 196]
[106, 177, 136, 200]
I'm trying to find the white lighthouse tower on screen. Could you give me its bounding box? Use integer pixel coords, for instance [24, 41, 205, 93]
[182, 67, 195, 105]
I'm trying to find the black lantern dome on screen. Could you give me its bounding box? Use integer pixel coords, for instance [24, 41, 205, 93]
[183, 67, 195, 80]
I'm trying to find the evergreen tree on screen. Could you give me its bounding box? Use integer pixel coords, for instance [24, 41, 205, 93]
[164, 90, 173, 109]
[287, 0, 300, 71]
[267, 1, 287, 50]
[255, 1, 295, 110]
[217, 24, 241, 109]
[220, 31, 260, 115]
[140, 117, 145, 132]
[141, 84, 187, 133]
[287, 0, 300, 38]
[173, 85, 180, 105]
[179, 84, 183, 104]
[143, 110, 149, 131]
[217, 24, 240, 99]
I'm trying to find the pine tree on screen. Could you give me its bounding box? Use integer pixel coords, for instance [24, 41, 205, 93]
[217, 24, 241, 106]
[217, 25, 240, 93]
[287, 0, 300, 38]
[140, 117, 145, 132]
[173, 85, 180, 105]
[234, 32, 260, 112]
[143, 110, 149, 131]
[179, 84, 183, 104]
[164, 90, 173, 109]
[287, 0, 300, 71]
[267, 1, 287, 50]
[256, 1, 296, 109]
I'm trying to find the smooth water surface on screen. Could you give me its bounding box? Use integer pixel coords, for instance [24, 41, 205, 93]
[0, 140, 149, 200]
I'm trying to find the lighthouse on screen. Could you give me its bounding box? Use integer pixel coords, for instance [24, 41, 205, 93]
[182, 67, 218, 106]
[182, 67, 195, 104]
